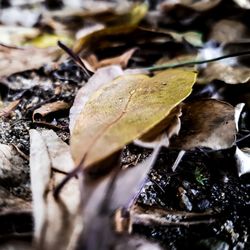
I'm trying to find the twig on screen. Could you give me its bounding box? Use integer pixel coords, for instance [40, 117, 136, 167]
[11, 144, 29, 161]
[57, 41, 91, 78]
[144, 50, 250, 71]
[236, 132, 250, 143]
[131, 213, 216, 227]
[172, 150, 186, 172]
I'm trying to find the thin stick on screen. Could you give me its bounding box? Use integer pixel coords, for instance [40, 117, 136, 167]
[131, 213, 216, 227]
[53, 166, 81, 199]
[57, 41, 91, 78]
[172, 150, 185, 172]
[144, 50, 250, 71]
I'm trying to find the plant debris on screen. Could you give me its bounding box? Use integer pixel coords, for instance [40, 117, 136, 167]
[0, 1, 250, 250]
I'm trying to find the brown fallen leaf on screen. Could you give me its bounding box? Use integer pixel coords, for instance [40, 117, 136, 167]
[30, 129, 81, 250]
[170, 99, 236, 150]
[208, 19, 249, 44]
[160, 0, 221, 12]
[198, 62, 250, 84]
[71, 69, 197, 171]
[32, 100, 70, 121]
[82, 48, 137, 72]
[0, 44, 60, 79]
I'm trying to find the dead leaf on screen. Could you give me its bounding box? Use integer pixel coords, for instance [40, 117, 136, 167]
[0, 44, 60, 79]
[69, 65, 124, 132]
[0, 6, 41, 27]
[170, 99, 236, 150]
[30, 129, 81, 250]
[80, 139, 164, 250]
[235, 147, 250, 176]
[72, 3, 150, 54]
[233, 0, 250, 9]
[76, 23, 105, 40]
[160, 0, 221, 12]
[0, 187, 31, 213]
[26, 33, 73, 48]
[0, 25, 39, 46]
[167, 30, 203, 47]
[208, 20, 249, 44]
[134, 105, 182, 148]
[0, 100, 20, 118]
[71, 69, 197, 171]
[32, 101, 71, 121]
[73, 26, 173, 54]
[198, 62, 250, 84]
[82, 48, 137, 72]
[0, 144, 27, 185]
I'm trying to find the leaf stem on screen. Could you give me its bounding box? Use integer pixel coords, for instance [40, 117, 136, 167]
[144, 50, 250, 71]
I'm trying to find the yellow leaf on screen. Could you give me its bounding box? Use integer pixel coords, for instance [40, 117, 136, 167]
[71, 69, 197, 170]
[26, 33, 73, 48]
[72, 3, 148, 53]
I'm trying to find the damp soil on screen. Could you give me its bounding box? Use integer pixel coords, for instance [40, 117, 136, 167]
[0, 60, 249, 250]
[126, 145, 250, 249]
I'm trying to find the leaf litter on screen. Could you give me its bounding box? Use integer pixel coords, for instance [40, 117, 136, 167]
[0, 1, 250, 250]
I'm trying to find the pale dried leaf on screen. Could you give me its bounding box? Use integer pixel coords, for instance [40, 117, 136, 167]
[0, 25, 39, 46]
[30, 129, 81, 250]
[0, 144, 27, 184]
[235, 147, 250, 176]
[69, 65, 124, 132]
[234, 103, 245, 131]
[0, 187, 31, 212]
[76, 23, 105, 40]
[30, 129, 51, 241]
[81, 144, 162, 250]
[41, 130, 75, 173]
[0, 44, 60, 79]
